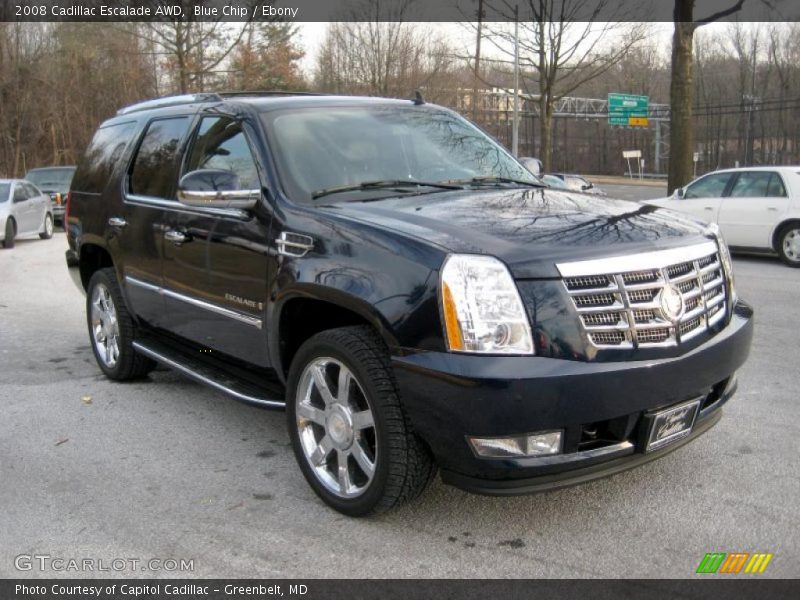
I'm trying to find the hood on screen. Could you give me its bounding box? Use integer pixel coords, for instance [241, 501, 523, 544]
[320, 188, 712, 279]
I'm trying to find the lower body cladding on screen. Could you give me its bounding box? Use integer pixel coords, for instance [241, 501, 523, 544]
[392, 301, 753, 495]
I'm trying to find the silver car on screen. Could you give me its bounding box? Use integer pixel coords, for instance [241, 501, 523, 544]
[0, 179, 54, 249]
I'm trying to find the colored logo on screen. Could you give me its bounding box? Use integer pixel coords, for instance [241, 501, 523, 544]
[696, 552, 773, 574]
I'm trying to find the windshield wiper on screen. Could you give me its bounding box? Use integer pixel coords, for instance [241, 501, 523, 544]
[312, 179, 463, 200]
[445, 176, 544, 188]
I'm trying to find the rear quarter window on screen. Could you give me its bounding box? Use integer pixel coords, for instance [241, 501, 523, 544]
[72, 121, 138, 194]
[129, 117, 191, 199]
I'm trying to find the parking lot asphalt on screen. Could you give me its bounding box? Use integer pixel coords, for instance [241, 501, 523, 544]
[0, 230, 797, 579]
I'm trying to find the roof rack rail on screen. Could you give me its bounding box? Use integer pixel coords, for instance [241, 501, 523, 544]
[117, 93, 223, 116]
[216, 90, 325, 98]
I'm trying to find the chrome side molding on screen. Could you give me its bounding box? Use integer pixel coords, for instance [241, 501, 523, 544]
[125, 276, 263, 329]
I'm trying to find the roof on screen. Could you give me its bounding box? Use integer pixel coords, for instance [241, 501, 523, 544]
[115, 92, 433, 117]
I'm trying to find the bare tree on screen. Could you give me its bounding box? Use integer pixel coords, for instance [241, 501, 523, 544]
[314, 0, 458, 100]
[478, 1, 646, 171]
[131, 1, 252, 94]
[667, 0, 744, 194]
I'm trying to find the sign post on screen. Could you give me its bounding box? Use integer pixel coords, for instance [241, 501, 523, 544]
[622, 150, 642, 179]
[609, 93, 649, 127]
[693, 152, 699, 178]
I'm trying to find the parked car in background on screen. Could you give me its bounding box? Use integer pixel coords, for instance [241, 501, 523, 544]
[550, 173, 607, 196]
[541, 174, 570, 190]
[24, 166, 76, 225]
[0, 179, 54, 248]
[647, 166, 800, 267]
[518, 157, 543, 178]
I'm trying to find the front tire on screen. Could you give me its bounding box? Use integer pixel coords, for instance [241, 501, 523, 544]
[287, 326, 436, 516]
[2, 219, 14, 248]
[39, 213, 53, 240]
[86, 268, 156, 380]
[778, 224, 800, 267]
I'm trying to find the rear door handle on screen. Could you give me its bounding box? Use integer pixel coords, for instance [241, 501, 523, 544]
[767, 207, 778, 212]
[108, 217, 127, 227]
[164, 230, 189, 245]
[704, 207, 714, 211]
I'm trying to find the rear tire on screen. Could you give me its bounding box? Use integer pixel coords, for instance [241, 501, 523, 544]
[287, 325, 436, 516]
[2, 219, 14, 249]
[86, 268, 156, 380]
[39, 213, 53, 240]
[778, 224, 800, 267]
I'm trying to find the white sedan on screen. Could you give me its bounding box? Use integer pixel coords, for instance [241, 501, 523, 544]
[648, 166, 800, 267]
[0, 179, 54, 249]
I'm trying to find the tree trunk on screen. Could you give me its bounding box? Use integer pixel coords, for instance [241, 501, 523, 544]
[540, 97, 553, 172]
[668, 16, 695, 194]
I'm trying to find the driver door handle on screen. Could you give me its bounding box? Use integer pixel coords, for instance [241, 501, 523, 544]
[108, 217, 127, 228]
[704, 207, 714, 211]
[164, 230, 189, 245]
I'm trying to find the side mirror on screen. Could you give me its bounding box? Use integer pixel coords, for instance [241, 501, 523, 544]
[581, 183, 593, 191]
[177, 169, 259, 210]
[519, 157, 543, 178]
[675, 187, 685, 199]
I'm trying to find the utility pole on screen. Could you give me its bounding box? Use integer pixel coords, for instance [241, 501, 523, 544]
[471, 0, 484, 122]
[512, 4, 520, 157]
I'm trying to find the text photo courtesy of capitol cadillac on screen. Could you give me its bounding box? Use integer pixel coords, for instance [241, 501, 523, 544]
[1, 0, 799, 598]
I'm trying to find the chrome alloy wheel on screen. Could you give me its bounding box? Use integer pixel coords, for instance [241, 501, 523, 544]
[90, 283, 120, 368]
[783, 228, 800, 263]
[295, 357, 377, 498]
[45, 215, 53, 237]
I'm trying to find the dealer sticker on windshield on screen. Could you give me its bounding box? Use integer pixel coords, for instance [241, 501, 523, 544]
[646, 398, 701, 452]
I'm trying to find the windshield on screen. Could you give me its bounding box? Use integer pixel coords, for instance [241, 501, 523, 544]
[25, 168, 75, 190]
[0, 183, 9, 203]
[261, 105, 539, 203]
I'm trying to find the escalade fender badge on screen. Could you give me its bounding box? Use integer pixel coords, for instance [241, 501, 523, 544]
[276, 231, 314, 257]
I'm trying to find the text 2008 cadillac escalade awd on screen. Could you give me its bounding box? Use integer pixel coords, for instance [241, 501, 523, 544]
[65, 93, 753, 516]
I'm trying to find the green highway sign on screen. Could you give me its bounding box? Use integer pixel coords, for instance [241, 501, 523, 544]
[608, 93, 649, 126]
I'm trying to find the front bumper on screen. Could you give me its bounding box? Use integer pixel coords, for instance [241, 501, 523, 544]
[392, 301, 753, 494]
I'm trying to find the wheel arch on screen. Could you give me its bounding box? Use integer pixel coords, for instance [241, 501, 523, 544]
[772, 218, 800, 252]
[272, 289, 398, 381]
[77, 243, 114, 291]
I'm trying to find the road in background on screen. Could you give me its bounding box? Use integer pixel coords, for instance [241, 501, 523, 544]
[1, 233, 797, 578]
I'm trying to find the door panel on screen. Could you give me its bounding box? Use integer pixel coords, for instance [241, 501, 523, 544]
[162, 115, 271, 367]
[118, 116, 193, 328]
[12, 184, 36, 233]
[673, 172, 736, 224]
[162, 210, 271, 366]
[717, 171, 790, 248]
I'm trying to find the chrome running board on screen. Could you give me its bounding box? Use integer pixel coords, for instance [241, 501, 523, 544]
[132, 339, 285, 410]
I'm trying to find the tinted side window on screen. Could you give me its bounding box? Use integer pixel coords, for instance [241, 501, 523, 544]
[685, 173, 732, 199]
[766, 173, 787, 198]
[185, 117, 259, 189]
[24, 183, 40, 197]
[729, 171, 776, 198]
[130, 117, 191, 199]
[72, 121, 138, 194]
[13, 185, 27, 202]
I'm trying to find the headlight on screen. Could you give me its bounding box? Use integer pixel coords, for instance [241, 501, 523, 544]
[440, 254, 534, 354]
[706, 224, 736, 303]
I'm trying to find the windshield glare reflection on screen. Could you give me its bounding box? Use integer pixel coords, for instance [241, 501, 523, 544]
[262, 106, 538, 203]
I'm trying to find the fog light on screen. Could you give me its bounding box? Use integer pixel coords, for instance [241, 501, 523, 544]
[469, 431, 563, 458]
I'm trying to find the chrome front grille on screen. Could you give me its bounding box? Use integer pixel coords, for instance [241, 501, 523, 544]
[558, 242, 728, 349]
